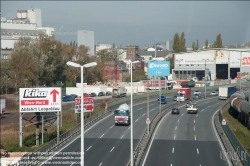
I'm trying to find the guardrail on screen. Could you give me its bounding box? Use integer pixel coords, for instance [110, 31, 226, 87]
[218, 100, 250, 166]
[12, 84, 239, 166]
[132, 95, 215, 166]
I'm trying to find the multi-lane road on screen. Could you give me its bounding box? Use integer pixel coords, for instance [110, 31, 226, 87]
[41, 95, 229, 166]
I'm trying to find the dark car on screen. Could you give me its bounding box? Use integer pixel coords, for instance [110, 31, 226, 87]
[62, 95, 73, 102]
[70, 94, 78, 100]
[106, 91, 112, 96]
[98, 92, 105, 97]
[172, 108, 180, 114]
[172, 95, 177, 101]
[84, 93, 90, 97]
[90, 92, 97, 97]
[158, 96, 167, 104]
[193, 94, 201, 99]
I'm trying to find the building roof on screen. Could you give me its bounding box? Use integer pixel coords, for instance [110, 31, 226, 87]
[138, 50, 171, 57]
[1, 29, 45, 36]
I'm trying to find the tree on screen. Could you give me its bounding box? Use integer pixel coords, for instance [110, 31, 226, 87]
[179, 32, 187, 52]
[213, 34, 223, 48]
[192, 41, 195, 51]
[172, 33, 180, 53]
[205, 39, 209, 49]
[125, 70, 147, 82]
[195, 40, 199, 50]
[96, 48, 122, 61]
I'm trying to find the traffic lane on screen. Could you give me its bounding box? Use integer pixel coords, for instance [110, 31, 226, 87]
[143, 97, 228, 166]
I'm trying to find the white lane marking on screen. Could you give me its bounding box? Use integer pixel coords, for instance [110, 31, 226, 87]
[135, 119, 138, 122]
[170, 164, 173, 166]
[181, 113, 184, 116]
[128, 126, 131, 130]
[194, 135, 196, 141]
[208, 105, 211, 108]
[201, 109, 204, 112]
[138, 107, 143, 110]
[204, 101, 209, 103]
[177, 119, 180, 122]
[110, 147, 115, 152]
[172, 148, 174, 153]
[152, 108, 155, 110]
[100, 134, 104, 138]
[99, 163, 102, 166]
[174, 134, 176, 140]
[70, 162, 75, 166]
[197, 148, 199, 154]
[110, 125, 114, 128]
[150, 104, 154, 106]
[142, 113, 146, 116]
[194, 119, 196, 123]
[175, 126, 177, 130]
[196, 114, 198, 117]
[193, 126, 195, 131]
[86, 146, 92, 151]
[120, 135, 124, 139]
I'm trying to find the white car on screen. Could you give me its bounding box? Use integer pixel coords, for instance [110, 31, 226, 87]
[210, 91, 218, 96]
[194, 90, 201, 95]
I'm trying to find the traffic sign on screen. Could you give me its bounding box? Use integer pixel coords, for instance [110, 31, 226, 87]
[146, 117, 150, 125]
[19, 88, 62, 112]
[222, 118, 226, 125]
[75, 97, 94, 113]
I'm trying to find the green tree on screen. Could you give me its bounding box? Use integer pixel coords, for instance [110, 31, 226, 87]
[213, 34, 223, 48]
[195, 40, 199, 50]
[205, 39, 209, 49]
[179, 32, 187, 52]
[192, 41, 195, 51]
[172, 33, 180, 53]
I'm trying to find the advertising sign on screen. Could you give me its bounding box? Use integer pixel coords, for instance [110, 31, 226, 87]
[75, 97, 94, 113]
[0, 99, 6, 115]
[19, 88, 62, 112]
[76, 83, 87, 88]
[148, 61, 170, 76]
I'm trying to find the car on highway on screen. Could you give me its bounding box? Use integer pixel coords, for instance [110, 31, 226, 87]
[192, 94, 202, 99]
[210, 91, 218, 96]
[90, 92, 97, 97]
[194, 90, 201, 95]
[98, 92, 105, 97]
[172, 107, 180, 114]
[106, 91, 112, 96]
[158, 95, 167, 104]
[172, 95, 177, 101]
[70, 94, 78, 100]
[62, 95, 73, 102]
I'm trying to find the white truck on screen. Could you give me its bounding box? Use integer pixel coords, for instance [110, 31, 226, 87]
[114, 103, 131, 126]
[218, 86, 237, 100]
[112, 86, 127, 98]
[187, 103, 199, 114]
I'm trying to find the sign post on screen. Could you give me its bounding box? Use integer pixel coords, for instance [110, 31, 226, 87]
[75, 97, 94, 113]
[146, 117, 150, 125]
[222, 118, 226, 125]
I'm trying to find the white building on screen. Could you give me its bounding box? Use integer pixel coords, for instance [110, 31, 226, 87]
[1, 8, 54, 60]
[95, 44, 112, 53]
[173, 49, 250, 81]
[77, 30, 95, 56]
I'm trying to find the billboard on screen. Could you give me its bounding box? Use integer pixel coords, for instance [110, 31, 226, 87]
[148, 61, 170, 76]
[19, 88, 62, 112]
[75, 97, 94, 113]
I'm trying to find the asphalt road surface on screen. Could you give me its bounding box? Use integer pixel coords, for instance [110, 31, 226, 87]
[41, 95, 179, 166]
[142, 98, 229, 166]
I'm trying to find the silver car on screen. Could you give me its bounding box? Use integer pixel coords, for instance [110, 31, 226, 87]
[210, 91, 218, 96]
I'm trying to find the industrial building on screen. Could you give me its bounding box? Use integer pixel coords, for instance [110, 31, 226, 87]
[173, 49, 250, 81]
[77, 30, 95, 56]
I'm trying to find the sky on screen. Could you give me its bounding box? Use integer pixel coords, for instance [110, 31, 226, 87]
[2, 1, 250, 48]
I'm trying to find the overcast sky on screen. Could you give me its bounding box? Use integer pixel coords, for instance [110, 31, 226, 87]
[2, 1, 250, 48]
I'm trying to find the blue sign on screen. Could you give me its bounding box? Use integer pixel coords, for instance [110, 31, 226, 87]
[148, 61, 170, 76]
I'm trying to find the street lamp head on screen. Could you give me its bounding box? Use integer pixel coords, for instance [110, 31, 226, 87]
[66, 61, 81, 68]
[152, 57, 164, 61]
[83, 62, 98, 68]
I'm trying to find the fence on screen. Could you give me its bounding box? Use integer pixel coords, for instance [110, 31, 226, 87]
[219, 99, 250, 166]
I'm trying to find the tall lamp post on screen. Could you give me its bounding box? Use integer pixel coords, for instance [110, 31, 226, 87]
[175, 59, 183, 103]
[238, 52, 243, 90]
[202, 59, 209, 97]
[66, 61, 97, 166]
[124, 59, 140, 166]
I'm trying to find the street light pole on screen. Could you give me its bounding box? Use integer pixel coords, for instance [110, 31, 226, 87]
[202, 59, 209, 98]
[66, 61, 97, 166]
[238, 52, 242, 90]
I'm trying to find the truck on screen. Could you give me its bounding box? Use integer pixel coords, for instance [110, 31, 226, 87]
[112, 86, 127, 98]
[218, 86, 237, 100]
[176, 88, 191, 102]
[187, 103, 199, 114]
[114, 103, 131, 126]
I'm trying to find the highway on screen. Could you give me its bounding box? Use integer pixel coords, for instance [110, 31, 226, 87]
[41, 94, 178, 166]
[142, 98, 229, 166]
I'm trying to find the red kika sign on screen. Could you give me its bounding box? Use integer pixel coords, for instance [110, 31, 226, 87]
[242, 57, 250, 65]
[21, 100, 49, 106]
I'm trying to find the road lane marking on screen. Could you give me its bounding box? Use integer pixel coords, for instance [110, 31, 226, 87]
[204, 101, 209, 103]
[170, 164, 173, 166]
[193, 126, 195, 131]
[194, 135, 196, 141]
[142, 113, 146, 116]
[150, 104, 154, 106]
[138, 107, 143, 110]
[177, 119, 180, 122]
[86, 146, 92, 151]
[174, 134, 176, 140]
[181, 113, 184, 116]
[196, 114, 198, 117]
[70, 162, 75, 166]
[120, 135, 124, 139]
[197, 148, 199, 154]
[135, 119, 138, 122]
[128, 126, 131, 130]
[194, 119, 196, 123]
[100, 134, 104, 138]
[99, 163, 102, 166]
[172, 148, 174, 153]
[201, 109, 204, 112]
[152, 108, 155, 110]
[110, 125, 114, 128]
[208, 105, 211, 108]
[175, 126, 177, 130]
[110, 147, 115, 152]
